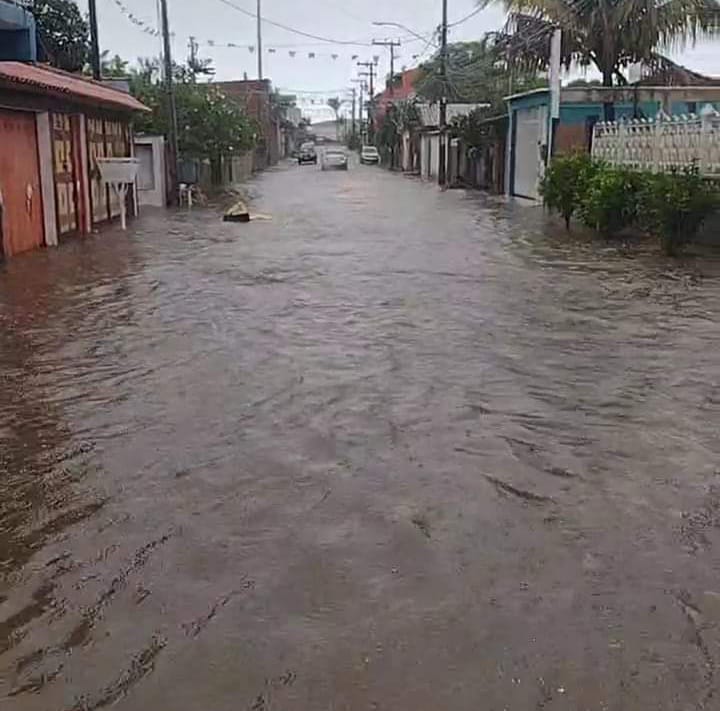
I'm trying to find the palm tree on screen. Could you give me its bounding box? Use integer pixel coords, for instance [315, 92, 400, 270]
[491, 0, 720, 118]
[327, 97, 342, 139]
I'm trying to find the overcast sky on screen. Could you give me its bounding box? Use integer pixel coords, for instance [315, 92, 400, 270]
[79, 0, 719, 121]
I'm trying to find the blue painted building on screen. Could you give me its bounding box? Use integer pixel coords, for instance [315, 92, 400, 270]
[506, 84, 720, 199]
[0, 0, 37, 62]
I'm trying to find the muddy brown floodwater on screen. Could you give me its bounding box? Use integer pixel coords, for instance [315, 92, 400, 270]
[2, 161, 720, 710]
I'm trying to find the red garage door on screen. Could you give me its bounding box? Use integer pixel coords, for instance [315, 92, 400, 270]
[0, 109, 44, 257]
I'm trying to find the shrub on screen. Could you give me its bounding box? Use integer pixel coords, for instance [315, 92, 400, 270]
[638, 168, 719, 256]
[539, 153, 599, 230]
[579, 166, 643, 237]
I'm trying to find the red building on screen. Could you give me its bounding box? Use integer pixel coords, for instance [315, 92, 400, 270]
[373, 68, 422, 122]
[0, 62, 147, 258]
[214, 79, 280, 170]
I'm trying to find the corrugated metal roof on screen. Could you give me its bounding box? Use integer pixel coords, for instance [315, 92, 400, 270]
[0, 61, 149, 112]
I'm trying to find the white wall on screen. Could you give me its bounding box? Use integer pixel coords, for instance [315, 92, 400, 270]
[134, 136, 166, 207]
[34, 112, 57, 247]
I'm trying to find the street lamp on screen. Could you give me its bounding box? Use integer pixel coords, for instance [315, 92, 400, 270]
[372, 21, 437, 46]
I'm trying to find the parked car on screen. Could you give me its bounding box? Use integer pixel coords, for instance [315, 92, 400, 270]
[321, 149, 348, 171]
[360, 145, 380, 165]
[298, 142, 317, 165]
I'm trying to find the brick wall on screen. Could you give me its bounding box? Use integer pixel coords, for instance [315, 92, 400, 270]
[554, 123, 590, 155]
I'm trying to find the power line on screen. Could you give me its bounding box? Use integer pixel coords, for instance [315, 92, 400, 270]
[448, 5, 485, 28]
[211, 0, 373, 46]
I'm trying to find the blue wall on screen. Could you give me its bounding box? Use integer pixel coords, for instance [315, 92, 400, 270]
[0, 1, 37, 61]
[559, 101, 663, 124]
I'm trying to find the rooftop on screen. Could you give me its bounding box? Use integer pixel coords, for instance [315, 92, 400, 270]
[0, 61, 149, 112]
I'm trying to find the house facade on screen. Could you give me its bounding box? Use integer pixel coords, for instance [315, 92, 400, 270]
[215, 79, 281, 170]
[0, 61, 147, 257]
[506, 84, 720, 200]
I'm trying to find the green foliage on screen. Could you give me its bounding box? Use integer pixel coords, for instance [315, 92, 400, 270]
[579, 166, 643, 236]
[493, 0, 720, 88]
[375, 100, 420, 165]
[327, 97, 342, 120]
[638, 168, 719, 255]
[540, 153, 599, 230]
[31, 0, 89, 72]
[450, 108, 505, 150]
[100, 52, 129, 78]
[415, 38, 544, 111]
[130, 60, 256, 161]
[550, 159, 720, 251]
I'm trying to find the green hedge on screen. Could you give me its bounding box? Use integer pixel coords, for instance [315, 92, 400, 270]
[540, 155, 720, 255]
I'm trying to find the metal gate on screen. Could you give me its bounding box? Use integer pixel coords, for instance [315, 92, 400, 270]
[51, 113, 80, 236]
[87, 117, 130, 224]
[512, 106, 544, 199]
[0, 109, 44, 256]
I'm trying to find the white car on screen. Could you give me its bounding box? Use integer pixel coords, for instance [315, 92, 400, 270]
[321, 149, 348, 171]
[360, 145, 380, 165]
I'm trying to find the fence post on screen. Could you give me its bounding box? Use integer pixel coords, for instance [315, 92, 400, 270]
[653, 113, 663, 172]
[700, 104, 716, 175]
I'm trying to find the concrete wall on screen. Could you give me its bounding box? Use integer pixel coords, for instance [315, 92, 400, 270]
[0, 1, 37, 61]
[134, 135, 166, 207]
[35, 112, 57, 247]
[420, 133, 440, 179]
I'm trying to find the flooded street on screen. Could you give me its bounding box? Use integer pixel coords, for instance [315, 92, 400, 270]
[3, 161, 720, 710]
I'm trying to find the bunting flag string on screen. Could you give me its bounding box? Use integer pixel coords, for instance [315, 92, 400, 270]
[200, 42, 376, 64]
[112, 0, 384, 66]
[112, 0, 161, 37]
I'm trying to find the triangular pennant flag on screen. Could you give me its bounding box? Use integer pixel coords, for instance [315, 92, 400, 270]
[248, 46, 255, 52]
[331, 54, 338, 60]
[373, 55, 380, 64]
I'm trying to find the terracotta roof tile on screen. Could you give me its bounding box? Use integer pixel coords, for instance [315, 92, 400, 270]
[0, 62, 149, 112]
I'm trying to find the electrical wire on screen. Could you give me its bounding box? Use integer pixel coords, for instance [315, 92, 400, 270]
[448, 5, 486, 28]
[211, 0, 373, 46]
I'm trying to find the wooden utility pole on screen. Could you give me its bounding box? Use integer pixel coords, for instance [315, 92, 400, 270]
[256, 0, 263, 79]
[438, 0, 448, 186]
[372, 39, 401, 96]
[351, 87, 357, 144]
[358, 61, 376, 140]
[88, 0, 101, 80]
[351, 78, 364, 144]
[160, 0, 179, 204]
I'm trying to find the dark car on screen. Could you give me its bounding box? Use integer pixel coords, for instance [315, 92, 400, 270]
[298, 142, 317, 165]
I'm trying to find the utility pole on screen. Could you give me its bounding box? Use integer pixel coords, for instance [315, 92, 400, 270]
[438, 0, 448, 186]
[358, 61, 376, 140]
[88, 0, 101, 80]
[188, 36, 198, 69]
[256, 0, 263, 79]
[160, 0, 179, 205]
[350, 87, 357, 145]
[372, 39, 401, 96]
[351, 78, 364, 145]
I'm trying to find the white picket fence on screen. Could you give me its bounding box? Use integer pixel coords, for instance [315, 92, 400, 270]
[591, 106, 720, 175]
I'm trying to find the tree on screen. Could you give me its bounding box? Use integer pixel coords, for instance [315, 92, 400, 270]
[376, 100, 421, 167]
[100, 52, 130, 78]
[30, 0, 89, 72]
[415, 38, 543, 112]
[490, 0, 720, 118]
[130, 59, 257, 176]
[327, 97, 342, 121]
